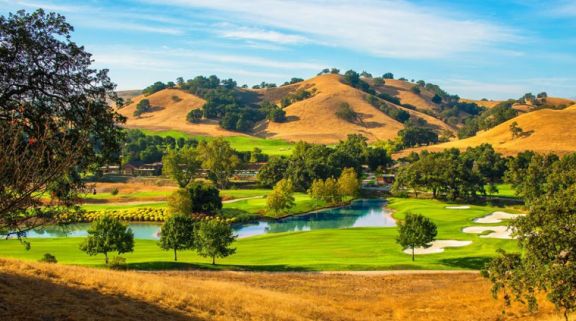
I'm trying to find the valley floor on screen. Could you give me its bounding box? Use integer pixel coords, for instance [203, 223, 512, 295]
[0, 258, 562, 321]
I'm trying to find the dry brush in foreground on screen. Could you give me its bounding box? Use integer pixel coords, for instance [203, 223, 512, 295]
[0, 259, 564, 321]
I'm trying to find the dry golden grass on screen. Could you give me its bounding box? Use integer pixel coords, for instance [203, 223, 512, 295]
[0, 258, 565, 321]
[401, 107, 576, 156]
[118, 89, 241, 137]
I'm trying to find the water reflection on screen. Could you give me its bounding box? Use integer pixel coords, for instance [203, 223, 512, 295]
[18, 199, 394, 240]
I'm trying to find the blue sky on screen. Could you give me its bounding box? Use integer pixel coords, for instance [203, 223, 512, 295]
[2, 0, 576, 99]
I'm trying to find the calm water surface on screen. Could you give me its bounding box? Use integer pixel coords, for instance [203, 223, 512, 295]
[22, 199, 395, 240]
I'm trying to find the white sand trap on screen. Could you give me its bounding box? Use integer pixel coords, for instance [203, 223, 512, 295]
[445, 205, 470, 209]
[403, 240, 473, 255]
[474, 211, 526, 224]
[462, 226, 515, 239]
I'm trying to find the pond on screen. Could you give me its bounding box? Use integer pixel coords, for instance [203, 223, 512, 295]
[20, 199, 395, 240]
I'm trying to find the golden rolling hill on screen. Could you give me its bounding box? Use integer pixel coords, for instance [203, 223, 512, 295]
[119, 74, 455, 144]
[254, 74, 454, 144]
[403, 104, 576, 156]
[118, 88, 243, 137]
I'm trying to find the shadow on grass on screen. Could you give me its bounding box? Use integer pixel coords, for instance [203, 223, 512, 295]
[439, 256, 492, 270]
[126, 261, 314, 272]
[0, 271, 195, 321]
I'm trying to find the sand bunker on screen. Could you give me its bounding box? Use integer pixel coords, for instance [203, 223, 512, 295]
[403, 240, 472, 255]
[462, 226, 514, 239]
[473, 211, 526, 224]
[446, 206, 471, 209]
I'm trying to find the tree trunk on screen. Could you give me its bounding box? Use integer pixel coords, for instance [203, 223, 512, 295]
[174, 248, 178, 261]
[104, 252, 109, 265]
[412, 247, 415, 262]
[212, 256, 215, 265]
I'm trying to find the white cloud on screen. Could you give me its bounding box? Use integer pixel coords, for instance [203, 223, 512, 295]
[143, 0, 518, 59]
[216, 24, 308, 44]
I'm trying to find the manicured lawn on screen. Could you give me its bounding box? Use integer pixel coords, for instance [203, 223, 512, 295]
[488, 184, 518, 198]
[0, 198, 520, 271]
[140, 129, 295, 156]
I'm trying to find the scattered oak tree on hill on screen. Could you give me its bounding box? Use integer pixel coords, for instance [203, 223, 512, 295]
[396, 213, 437, 262]
[509, 121, 524, 139]
[0, 9, 124, 239]
[79, 216, 134, 265]
[335, 102, 358, 123]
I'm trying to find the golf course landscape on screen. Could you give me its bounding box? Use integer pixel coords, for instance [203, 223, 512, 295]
[2, 2, 576, 320]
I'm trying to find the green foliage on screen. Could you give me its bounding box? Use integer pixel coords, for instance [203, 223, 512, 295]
[504, 152, 559, 202]
[186, 182, 222, 214]
[509, 121, 523, 138]
[280, 88, 313, 107]
[133, 99, 152, 117]
[335, 102, 358, 122]
[262, 102, 286, 123]
[410, 86, 421, 94]
[194, 219, 237, 265]
[267, 179, 295, 216]
[398, 126, 438, 148]
[0, 9, 124, 234]
[197, 138, 240, 189]
[186, 109, 203, 123]
[162, 146, 201, 188]
[122, 129, 198, 164]
[431, 94, 442, 104]
[396, 212, 437, 261]
[394, 146, 504, 200]
[142, 81, 167, 96]
[39, 253, 57, 263]
[167, 189, 192, 216]
[79, 215, 134, 264]
[338, 168, 360, 198]
[257, 156, 289, 187]
[458, 100, 518, 138]
[110, 188, 119, 196]
[366, 147, 393, 172]
[343, 70, 375, 94]
[159, 214, 196, 261]
[365, 94, 409, 123]
[308, 177, 341, 205]
[486, 155, 576, 319]
[383, 72, 394, 79]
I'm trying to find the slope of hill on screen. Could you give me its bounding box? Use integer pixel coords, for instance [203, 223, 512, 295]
[117, 89, 142, 102]
[371, 79, 439, 111]
[0, 259, 562, 321]
[118, 88, 242, 137]
[254, 74, 407, 144]
[403, 106, 576, 156]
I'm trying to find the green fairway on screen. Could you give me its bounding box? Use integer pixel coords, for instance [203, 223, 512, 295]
[139, 129, 295, 156]
[488, 184, 518, 198]
[0, 198, 520, 271]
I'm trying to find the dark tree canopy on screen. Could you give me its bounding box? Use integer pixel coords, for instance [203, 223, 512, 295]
[0, 9, 124, 236]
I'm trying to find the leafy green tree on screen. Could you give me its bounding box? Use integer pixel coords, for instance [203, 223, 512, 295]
[158, 214, 196, 261]
[383, 72, 394, 79]
[79, 216, 134, 264]
[396, 213, 437, 261]
[194, 219, 236, 265]
[366, 147, 393, 172]
[162, 147, 201, 188]
[267, 179, 295, 216]
[485, 155, 576, 320]
[167, 189, 192, 215]
[431, 94, 442, 104]
[398, 126, 438, 148]
[197, 138, 240, 189]
[187, 182, 222, 214]
[338, 168, 360, 198]
[0, 9, 124, 237]
[323, 177, 342, 205]
[257, 157, 289, 187]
